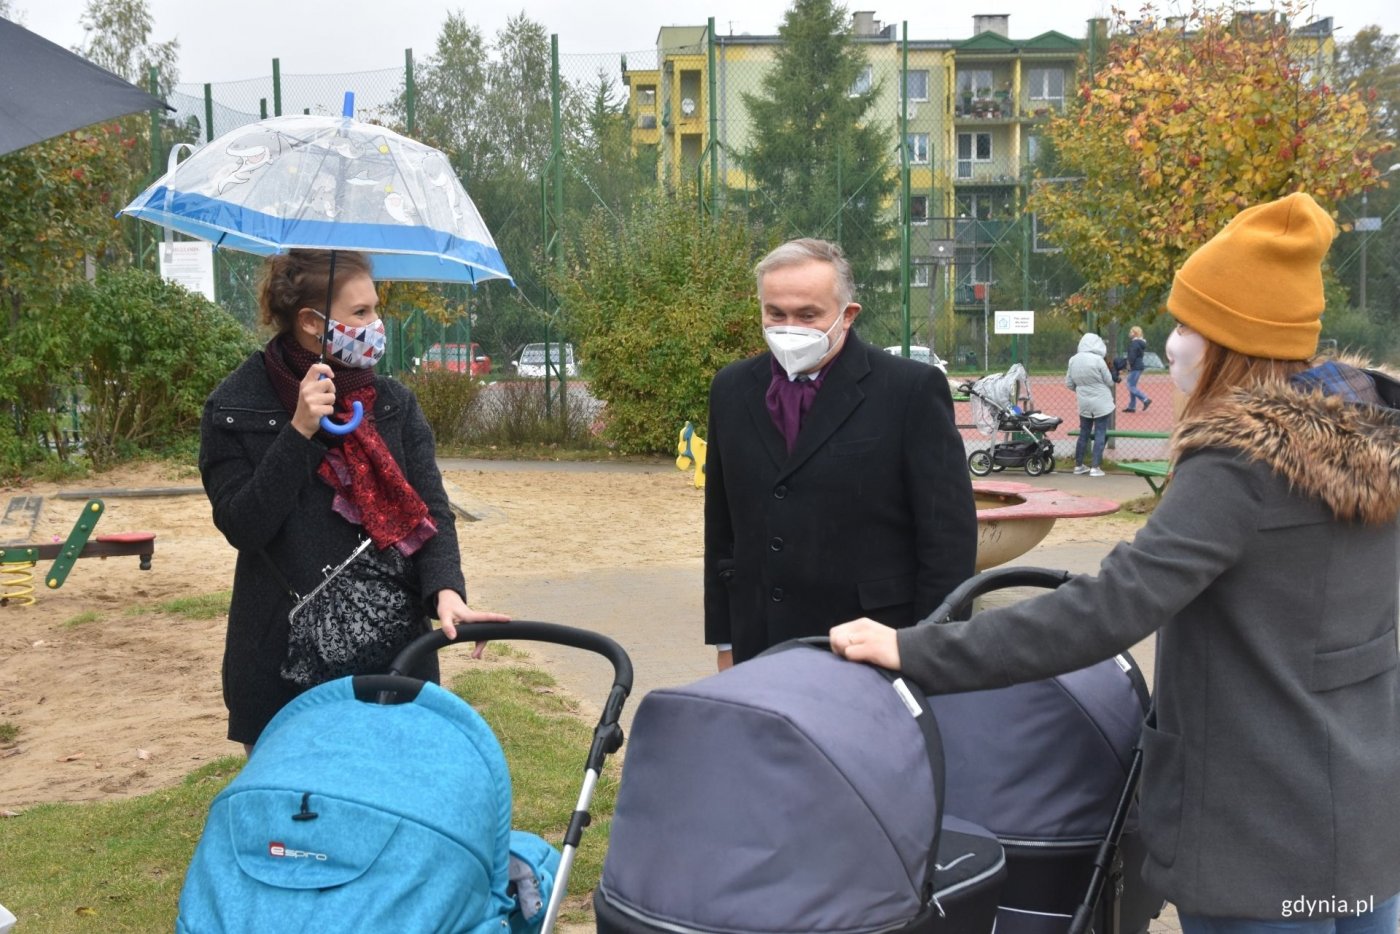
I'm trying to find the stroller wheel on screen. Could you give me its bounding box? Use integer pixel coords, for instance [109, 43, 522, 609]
[1025, 454, 1051, 477]
[968, 449, 994, 476]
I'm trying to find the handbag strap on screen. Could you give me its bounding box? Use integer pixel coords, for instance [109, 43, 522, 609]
[259, 549, 301, 603]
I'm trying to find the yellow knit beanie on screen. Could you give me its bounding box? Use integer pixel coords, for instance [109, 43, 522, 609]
[1167, 192, 1336, 360]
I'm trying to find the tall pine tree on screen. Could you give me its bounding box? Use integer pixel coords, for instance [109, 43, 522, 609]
[739, 0, 896, 297]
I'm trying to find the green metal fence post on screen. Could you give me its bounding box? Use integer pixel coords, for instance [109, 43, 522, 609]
[203, 83, 214, 142]
[260, 98, 268, 120]
[272, 58, 282, 116]
[708, 17, 719, 219]
[550, 33, 567, 434]
[900, 22, 911, 356]
[405, 49, 416, 135]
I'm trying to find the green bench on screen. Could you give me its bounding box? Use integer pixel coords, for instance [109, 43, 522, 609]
[1118, 460, 1172, 497]
[1067, 430, 1172, 496]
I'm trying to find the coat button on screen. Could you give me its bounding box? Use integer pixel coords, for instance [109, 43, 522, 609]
[770, 587, 784, 602]
[773, 485, 787, 499]
[268, 419, 278, 426]
[225, 416, 234, 424]
[769, 537, 784, 552]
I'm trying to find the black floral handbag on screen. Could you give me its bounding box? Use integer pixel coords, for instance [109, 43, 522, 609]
[263, 540, 424, 689]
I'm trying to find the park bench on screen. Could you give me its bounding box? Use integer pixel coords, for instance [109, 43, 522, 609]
[1068, 429, 1173, 497]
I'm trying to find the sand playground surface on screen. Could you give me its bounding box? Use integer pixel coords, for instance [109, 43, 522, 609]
[0, 459, 1132, 811]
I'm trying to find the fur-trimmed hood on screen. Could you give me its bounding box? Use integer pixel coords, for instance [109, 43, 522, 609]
[1174, 368, 1400, 525]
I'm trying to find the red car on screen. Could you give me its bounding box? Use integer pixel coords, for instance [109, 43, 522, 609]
[422, 342, 491, 377]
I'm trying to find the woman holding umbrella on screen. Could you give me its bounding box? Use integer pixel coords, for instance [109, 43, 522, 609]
[200, 249, 508, 752]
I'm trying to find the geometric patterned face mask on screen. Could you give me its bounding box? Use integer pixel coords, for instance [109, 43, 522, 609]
[313, 312, 387, 368]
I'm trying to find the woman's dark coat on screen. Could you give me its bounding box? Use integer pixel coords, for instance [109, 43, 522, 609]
[200, 351, 465, 744]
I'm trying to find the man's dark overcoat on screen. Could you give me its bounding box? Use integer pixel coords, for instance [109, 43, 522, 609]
[704, 333, 977, 662]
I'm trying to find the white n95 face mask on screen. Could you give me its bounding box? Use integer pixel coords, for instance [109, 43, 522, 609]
[764, 315, 844, 378]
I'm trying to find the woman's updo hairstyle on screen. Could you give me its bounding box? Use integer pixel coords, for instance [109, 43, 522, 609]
[258, 249, 373, 333]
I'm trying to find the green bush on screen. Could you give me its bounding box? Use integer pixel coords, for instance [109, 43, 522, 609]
[556, 193, 764, 454]
[399, 369, 485, 447]
[52, 268, 257, 466]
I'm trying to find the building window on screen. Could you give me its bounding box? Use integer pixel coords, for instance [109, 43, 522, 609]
[955, 246, 992, 286]
[1026, 68, 1064, 106]
[637, 114, 657, 129]
[1032, 214, 1061, 253]
[956, 69, 994, 99]
[904, 69, 929, 101]
[850, 65, 873, 96]
[637, 87, 656, 108]
[956, 192, 994, 220]
[1026, 133, 1042, 165]
[912, 263, 931, 287]
[906, 133, 930, 165]
[956, 132, 993, 179]
[909, 194, 929, 224]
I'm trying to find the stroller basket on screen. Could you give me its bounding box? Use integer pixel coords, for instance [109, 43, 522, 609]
[176, 623, 632, 934]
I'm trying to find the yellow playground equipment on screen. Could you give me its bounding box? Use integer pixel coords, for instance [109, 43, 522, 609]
[675, 421, 708, 489]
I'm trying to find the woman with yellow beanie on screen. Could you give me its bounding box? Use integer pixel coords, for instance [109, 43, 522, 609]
[830, 192, 1400, 933]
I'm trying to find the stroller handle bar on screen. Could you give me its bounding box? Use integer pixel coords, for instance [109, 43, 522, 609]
[923, 566, 1073, 624]
[390, 621, 634, 696]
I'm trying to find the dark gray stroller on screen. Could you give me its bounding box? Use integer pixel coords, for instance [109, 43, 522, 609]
[594, 641, 1007, 934]
[594, 567, 1161, 934]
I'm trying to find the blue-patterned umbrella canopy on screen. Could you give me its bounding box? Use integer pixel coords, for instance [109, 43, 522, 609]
[121, 113, 510, 285]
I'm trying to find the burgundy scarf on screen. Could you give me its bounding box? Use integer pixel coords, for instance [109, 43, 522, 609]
[264, 335, 437, 555]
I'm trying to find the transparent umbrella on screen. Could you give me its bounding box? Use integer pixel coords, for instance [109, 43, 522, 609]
[121, 96, 511, 432]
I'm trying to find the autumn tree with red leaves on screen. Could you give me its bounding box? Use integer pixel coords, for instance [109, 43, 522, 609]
[1029, 4, 1394, 320]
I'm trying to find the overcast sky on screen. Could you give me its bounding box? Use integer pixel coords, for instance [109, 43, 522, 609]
[10, 0, 1399, 86]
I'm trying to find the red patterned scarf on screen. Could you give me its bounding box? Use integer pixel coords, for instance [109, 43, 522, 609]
[263, 336, 438, 555]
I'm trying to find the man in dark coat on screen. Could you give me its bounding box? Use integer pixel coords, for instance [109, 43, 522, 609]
[703, 238, 977, 668]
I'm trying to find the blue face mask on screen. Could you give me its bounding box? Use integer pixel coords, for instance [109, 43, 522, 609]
[313, 312, 386, 368]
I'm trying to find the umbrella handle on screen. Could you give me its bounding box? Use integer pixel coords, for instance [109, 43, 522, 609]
[315, 373, 363, 435]
[320, 402, 363, 435]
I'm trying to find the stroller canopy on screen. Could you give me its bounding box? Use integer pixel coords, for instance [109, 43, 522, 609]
[969, 364, 1032, 436]
[928, 656, 1147, 844]
[177, 678, 531, 932]
[600, 646, 943, 933]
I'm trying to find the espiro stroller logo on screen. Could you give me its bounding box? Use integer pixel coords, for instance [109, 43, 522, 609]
[268, 841, 328, 861]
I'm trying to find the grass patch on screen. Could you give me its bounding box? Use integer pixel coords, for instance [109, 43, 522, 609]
[0, 721, 19, 743]
[0, 657, 614, 929]
[0, 757, 243, 932]
[61, 611, 101, 628]
[125, 591, 231, 620]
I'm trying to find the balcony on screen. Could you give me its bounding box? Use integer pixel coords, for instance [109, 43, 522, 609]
[954, 219, 1013, 244]
[955, 91, 1013, 120]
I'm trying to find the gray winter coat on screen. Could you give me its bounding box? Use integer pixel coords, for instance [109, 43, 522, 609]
[199, 350, 466, 744]
[1065, 333, 1115, 418]
[897, 366, 1400, 919]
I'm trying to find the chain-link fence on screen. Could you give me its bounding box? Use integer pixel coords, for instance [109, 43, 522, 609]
[126, 12, 1395, 389]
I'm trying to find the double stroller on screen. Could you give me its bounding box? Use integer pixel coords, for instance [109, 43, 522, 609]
[596, 568, 1163, 934]
[963, 363, 1063, 476]
[175, 623, 632, 934]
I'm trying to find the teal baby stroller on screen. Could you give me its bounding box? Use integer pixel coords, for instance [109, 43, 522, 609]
[176, 623, 632, 934]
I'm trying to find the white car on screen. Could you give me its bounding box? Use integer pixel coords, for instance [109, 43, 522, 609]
[883, 344, 948, 373]
[513, 342, 579, 378]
